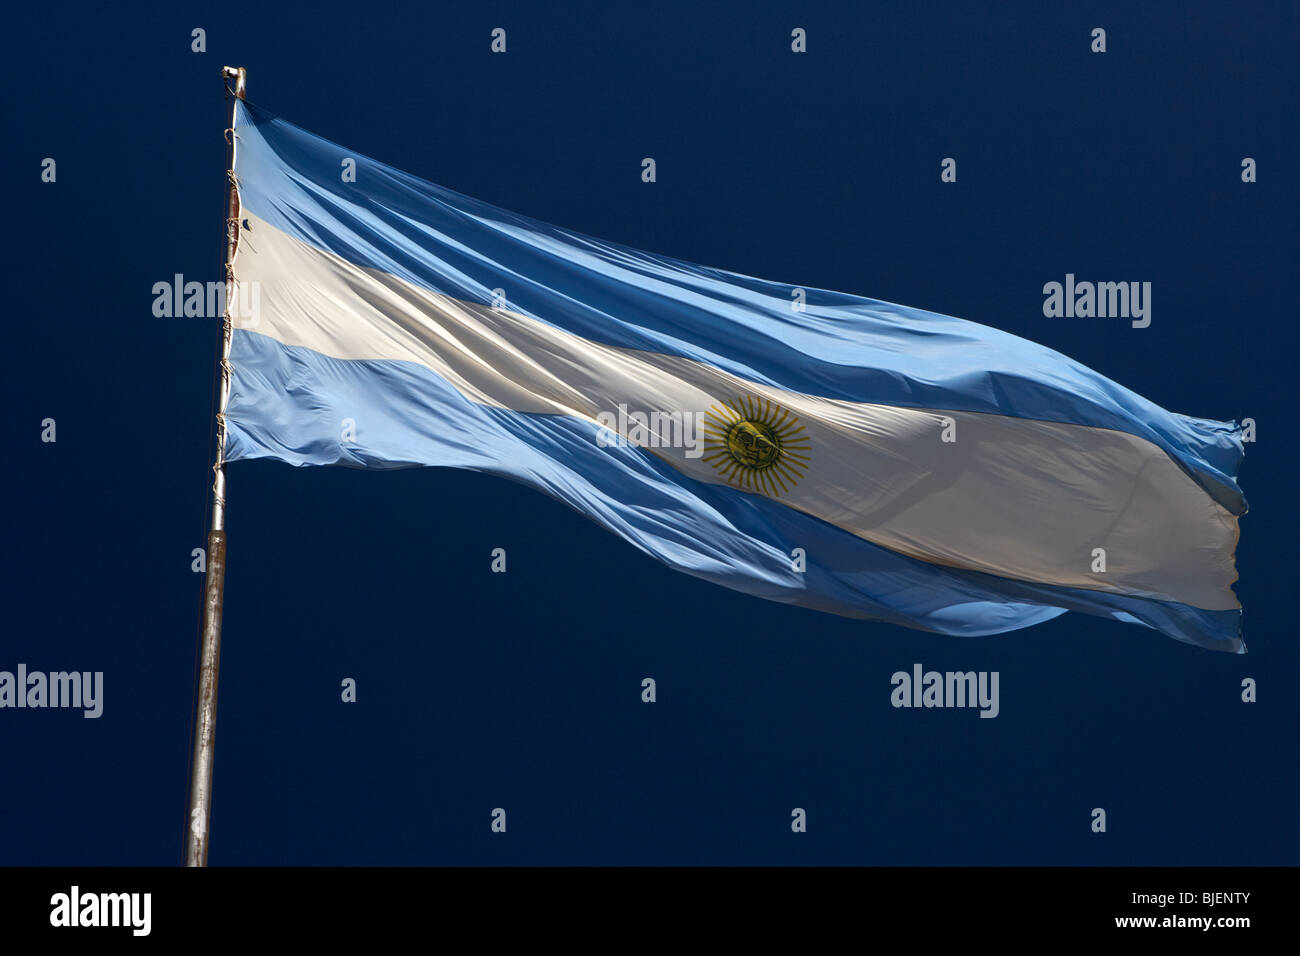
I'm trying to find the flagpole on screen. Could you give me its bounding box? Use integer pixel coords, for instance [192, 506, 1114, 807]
[185, 65, 245, 867]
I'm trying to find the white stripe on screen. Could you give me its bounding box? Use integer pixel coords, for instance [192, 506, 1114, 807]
[232, 210, 1240, 611]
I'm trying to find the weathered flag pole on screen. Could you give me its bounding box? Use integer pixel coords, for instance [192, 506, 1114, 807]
[185, 65, 246, 867]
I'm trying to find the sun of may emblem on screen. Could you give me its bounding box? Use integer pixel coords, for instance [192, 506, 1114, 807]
[702, 396, 810, 496]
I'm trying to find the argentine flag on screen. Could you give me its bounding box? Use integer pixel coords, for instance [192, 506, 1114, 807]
[224, 100, 1247, 652]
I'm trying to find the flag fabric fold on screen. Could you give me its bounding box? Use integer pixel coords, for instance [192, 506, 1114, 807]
[224, 99, 1247, 652]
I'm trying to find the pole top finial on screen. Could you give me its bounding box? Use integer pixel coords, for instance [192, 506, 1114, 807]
[221, 66, 247, 99]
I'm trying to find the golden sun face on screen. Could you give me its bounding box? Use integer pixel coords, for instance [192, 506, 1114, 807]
[702, 396, 810, 496]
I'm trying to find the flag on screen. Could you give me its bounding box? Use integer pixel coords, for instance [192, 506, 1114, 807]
[224, 100, 1247, 652]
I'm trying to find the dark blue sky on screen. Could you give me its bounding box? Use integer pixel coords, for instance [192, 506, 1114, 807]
[6, 1, 1295, 864]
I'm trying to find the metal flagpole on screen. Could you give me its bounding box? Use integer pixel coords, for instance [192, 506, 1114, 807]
[186, 65, 246, 867]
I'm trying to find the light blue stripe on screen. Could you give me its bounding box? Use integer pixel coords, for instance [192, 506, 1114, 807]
[225, 329, 1244, 652]
[233, 99, 1247, 515]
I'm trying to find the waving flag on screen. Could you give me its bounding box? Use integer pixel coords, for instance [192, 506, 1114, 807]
[223, 100, 1246, 652]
